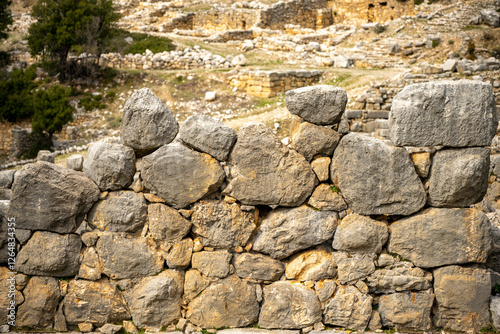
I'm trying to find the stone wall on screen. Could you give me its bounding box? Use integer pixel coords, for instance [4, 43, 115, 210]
[260, 0, 334, 30]
[193, 8, 260, 31]
[0, 120, 31, 153]
[1, 81, 500, 333]
[329, 0, 415, 25]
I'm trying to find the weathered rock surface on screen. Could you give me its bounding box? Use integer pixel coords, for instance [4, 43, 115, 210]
[323, 285, 373, 331]
[253, 205, 338, 259]
[428, 148, 490, 207]
[233, 253, 285, 281]
[378, 292, 434, 330]
[410, 152, 431, 178]
[63, 279, 131, 326]
[307, 184, 347, 211]
[389, 80, 498, 147]
[0, 170, 15, 188]
[491, 295, 500, 330]
[191, 200, 256, 249]
[121, 88, 179, 155]
[83, 142, 136, 191]
[481, 9, 500, 27]
[331, 133, 426, 216]
[96, 234, 164, 279]
[180, 115, 237, 161]
[332, 214, 388, 253]
[290, 120, 340, 161]
[142, 142, 225, 209]
[286, 86, 347, 125]
[223, 122, 317, 207]
[285, 247, 336, 281]
[0, 267, 23, 320]
[311, 157, 331, 182]
[79, 247, 101, 280]
[433, 266, 491, 331]
[67, 154, 84, 171]
[147, 203, 192, 245]
[125, 270, 184, 328]
[9, 162, 100, 233]
[16, 231, 82, 276]
[334, 252, 376, 284]
[315, 279, 337, 303]
[366, 265, 433, 293]
[259, 281, 322, 329]
[388, 208, 492, 268]
[183, 269, 212, 302]
[16, 276, 62, 328]
[191, 250, 232, 278]
[87, 191, 147, 232]
[167, 238, 193, 269]
[187, 275, 259, 328]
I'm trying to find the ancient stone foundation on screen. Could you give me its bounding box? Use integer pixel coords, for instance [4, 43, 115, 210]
[1, 80, 500, 333]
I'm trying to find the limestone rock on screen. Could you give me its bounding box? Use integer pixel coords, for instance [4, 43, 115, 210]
[311, 157, 331, 182]
[54, 305, 67, 332]
[366, 265, 433, 293]
[183, 269, 212, 302]
[259, 281, 322, 329]
[121, 88, 178, 156]
[0, 267, 23, 323]
[442, 59, 458, 72]
[83, 142, 136, 191]
[142, 142, 225, 209]
[315, 279, 337, 303]
[191, 250, 232, 278]
[428, 148, 490, 207]
[224, 122, 316, 206]
[331, 133, 426, 216]
[63, 279, 131, 326]
[388, 208, 492, 268]
[433, 265, 491, 331]
[191, 200, 256, 249]
[233, 253, 285, 281]
[286, 86, 347, 125]
[368, 311, 382, 331]
[79, 247, 101, 280]
[96, 234, 164, 279]
[290, 120, 340, 161]
[125, 270, 184, 328]
[389, 80, 498, 147]
[16, 276, 62, 328]
[285, 247, 336, 282]
[0, 170, 15, 188]
[180, 115, 237, 161]
[332, 214, 388, 253]
[16, 231, 81, 276]
[37, 150, 55, 163]
[9, 162, 100, 233]
[307, 184, 347, 211]
[167, 238, 193, 269]
[323, 285, 373, 331]
[334, 252, 376, 284]
[379, 292, 434, 330]
[187, 275, 259, 328]
[87, 191, 147, 233]
[253, 205, 338, 259]
[147, 203, 192, 245]
[67, 154, 84, 171]
[481, 9, 500, 27]
[98, 324, 122, 334]
[410, 152, 431, 178]
[491, 295, 500, 330]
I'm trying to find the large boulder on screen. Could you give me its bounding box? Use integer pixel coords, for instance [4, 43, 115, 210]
[141, 142, 225, 209]
[433, 265, 491, 331]
[332, 214, 388, 253]
[63, 279, 131, 326]
[83, 142, 136, 191]
[259, 281, 322, 329]
[378, 291, 434, 330]
[191, 200, 256, 249]
[427, 148, 490, 207]
[147, 203, 192, 245]
[323, 285, 373, 331]
[125, 270, 184, 328]
[186, 275, 259, 328]
[366, 265, 433, 293]
[285, 85, 347, 125]
[388, 208, 492, 268]
[16, 231, 82, 276]
[233, 253, 285, 281]
[481, 9, 500, 27]
[290, 120, 340, 161]
[331, 133, 426, 216]
[9, 162, 100, 233]
[252, 205, 338, 259]
[87, 191, 147, 233]
[389, 80, 498, 147]
[180, 115, 237, 161]
[121, 88, 179, 156]
[223, 122, 317, 207]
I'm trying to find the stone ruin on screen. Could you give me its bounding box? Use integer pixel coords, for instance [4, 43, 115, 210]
[1, 80, 500, 332]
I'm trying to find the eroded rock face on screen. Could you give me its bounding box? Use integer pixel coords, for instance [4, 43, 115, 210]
[9, 162, 100, 233]
[323, 285, 373, 331]
[125, 270, 184, 328]
[16, 231, 82, 277]
[253, 205, 338, 259]
[388, 208, 492, 268]
[366, 265, 433, 294]
[290, 120, 340, 161]
[379, 291, 434, 330]
[141, 142, 225, 209]
[428, 148, 490, 207]
[334, 252, 376, 284]
[285, 85, 347, 125]
[332, 214, 388, 253]
[433, 266, 491, 331]
[233, 253, 285, 281]
[331, 133, 426, 216]
[307, 184, 347, 211]
[389, 80, 498, 147]
[147, 203, 192, 245]
[183, 269, 212, 303]
[187, 275, 259, 328]
[259, 281, 322, 329]
[285, 247, 336, 282]
[191, 200, 256, 249]
[83, 142, 136, 191]
[223, 122, 317, 207]
[121, 88, 179, 156]
[191, 250, 232, 278]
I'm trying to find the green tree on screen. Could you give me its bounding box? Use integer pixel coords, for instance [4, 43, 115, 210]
[32, 85, 73, 139]
[0, 0, 13, 40]
[0, 66, 37, 122]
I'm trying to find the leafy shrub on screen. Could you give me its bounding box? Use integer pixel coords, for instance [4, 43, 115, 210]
[0, 66, 37, 122]
[102, 28, 175, 55]
[32, 85, 74, 137]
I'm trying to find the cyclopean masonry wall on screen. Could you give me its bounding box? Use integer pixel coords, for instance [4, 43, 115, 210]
[1, 80, 499, 332]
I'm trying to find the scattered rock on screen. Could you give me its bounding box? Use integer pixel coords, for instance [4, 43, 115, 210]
[205, 91, 217, 101]
[98, 324, 123, 334]
[37, 150, 55, 163]
[67, 154, 84, 171]
[183, 269, 212, 302]
[481, 9, 500, 27]
[232, 54, 247, 66]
